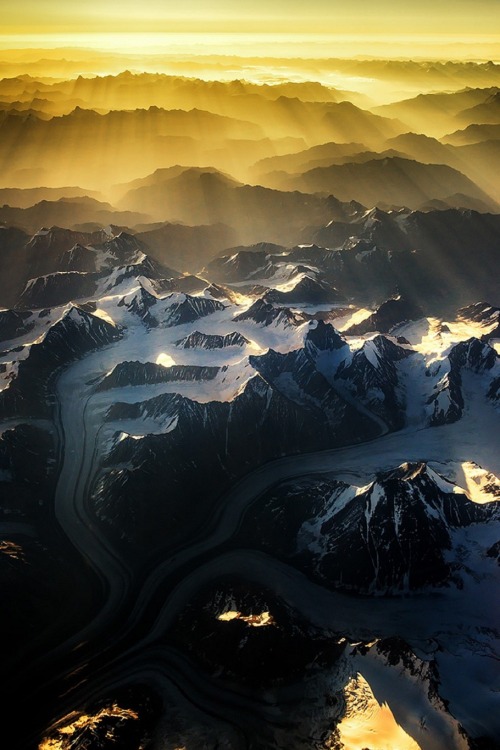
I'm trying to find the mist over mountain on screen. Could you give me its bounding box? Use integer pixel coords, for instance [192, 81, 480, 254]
[374, 87, 500, 136]
[0, 43, 499, 750]
[259, 155, 497, 210]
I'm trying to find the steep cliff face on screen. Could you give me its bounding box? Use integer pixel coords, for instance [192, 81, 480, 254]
[251, 327, 413, 432]
[96, 361, 221, 391]
[175, 331, 250, 350]
[91, 371, 380, 553]
[345, 296, 424, 335]
[457, 301, 500, 337]
[335, 334, 414, 430]
[263, 275, 346, 305]
[310, 208, 500, 312]
[239, 462, 499, 594]
[303, 461, 498, 593]
[0, 306, 123, 418]
[119, 287, 226, 328]
[427, 337, 499, 425]
[234, 298, 304, 328]
[16, 271, 100, 309]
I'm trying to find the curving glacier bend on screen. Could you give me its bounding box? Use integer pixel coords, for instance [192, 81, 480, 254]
[0, 227, 499, 750]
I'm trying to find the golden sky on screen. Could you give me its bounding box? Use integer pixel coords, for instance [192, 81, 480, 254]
[2, 0, 500, 36]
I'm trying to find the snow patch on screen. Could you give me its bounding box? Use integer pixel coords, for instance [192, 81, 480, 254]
[363, 339, 381, 368]
[461, 461, 500, 504]
[92, 308, 116, 326]
[425, 465, 468, 497]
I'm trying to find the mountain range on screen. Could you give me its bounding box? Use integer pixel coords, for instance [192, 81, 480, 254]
[0, 56, 499, 750]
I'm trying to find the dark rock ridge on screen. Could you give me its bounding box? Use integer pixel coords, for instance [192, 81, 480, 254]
[171, 580, 346, 689]
[147, 274, 208, 296]
[0, 307, 123, 418]
[4, 206, 500, 316]
[204, 243, 288, 283]
[16, 271, 100, 309]
[207, 242, 287, 268]
[96, 361, 221, 391]
[427, 337, 499, 425]
[310, 461, 499, 593]
[59, 243, 98, 273]
[124, 254, 179, 279]
[248, 324, 362, 425]
[94, 231, 147, 265]
[304, 319, 348, 356]
[23, 226, 109, 278]
[488, 376, 500, 405]
[345, 296, 423, 334]
[335, 335, 414, 430]
[157, 292, 226, 327]
[119, 288, 226, 327]
[118, 285, 157, 325]
[203, 282, 241, 304]
[449, 336, 498, 372]
[133, 220, 238, 274]
[309, 208, 500, 313]
[2, 223, 180, 308]
[90, 373, 379, 555]
[0, 309, 35, 343]
[293, 239, 402, 308]
[251, 325, 413, 433]
[14, 252, 178, 309]
[175, 330, 250, 349]
[6, 227, 104, 304]
[312, 206, 412, 251]
[0, 225, 32, 307]
[205, 245, 321, 290]
[98, 255, 180, 294]
[234, 298, 304, 328]
[242, 462, 499, 594]
[249, 347, 340, 414]
[214, 238, 403, 311]
[263, 275, 346, 305]
[457, 301, 500, 340]
[457, 301, 500, 325]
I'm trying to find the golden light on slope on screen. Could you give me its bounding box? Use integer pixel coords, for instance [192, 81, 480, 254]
[217, 610, 275, 627]
[39, 705, 140, 750]
[92, 308, 115, 326]
[337, 674, 421, 750]
[460, 461, 500, 504]
[0, 540, 25, 561]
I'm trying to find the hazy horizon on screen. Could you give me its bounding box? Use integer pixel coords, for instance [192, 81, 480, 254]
[0, 32, 499, 63]
[2, 0, 500, 63]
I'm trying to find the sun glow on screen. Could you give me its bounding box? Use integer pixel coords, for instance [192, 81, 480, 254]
[156, 353, 176, 368]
